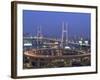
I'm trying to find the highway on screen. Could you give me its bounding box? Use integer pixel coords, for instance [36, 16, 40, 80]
[24, 50, 90, 59]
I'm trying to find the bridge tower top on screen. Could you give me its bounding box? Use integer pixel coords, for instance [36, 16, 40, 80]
[37, 26, 43, 38]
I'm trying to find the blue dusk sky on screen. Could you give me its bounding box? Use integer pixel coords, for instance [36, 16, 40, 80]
[23, 10, 91, 40]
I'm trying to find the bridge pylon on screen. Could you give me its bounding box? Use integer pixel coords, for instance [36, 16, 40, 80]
[36, 26, 43, 48]
[61, 22, 68, 48]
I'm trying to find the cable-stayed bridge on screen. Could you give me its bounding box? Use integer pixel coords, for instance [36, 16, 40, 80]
[23, 23, 90, 68]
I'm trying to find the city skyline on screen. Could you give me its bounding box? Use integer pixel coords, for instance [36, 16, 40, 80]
[23, 10, 91, 40]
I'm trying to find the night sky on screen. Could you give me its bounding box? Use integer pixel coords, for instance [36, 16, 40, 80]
[23, 10, 91, 40]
